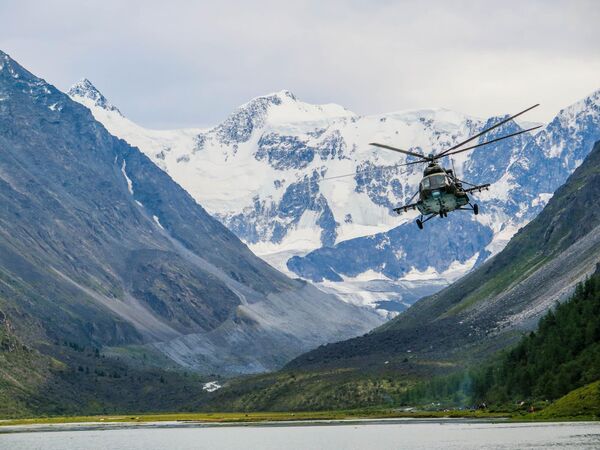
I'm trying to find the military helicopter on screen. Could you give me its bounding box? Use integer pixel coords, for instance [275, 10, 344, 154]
[369, 104, 541, 229]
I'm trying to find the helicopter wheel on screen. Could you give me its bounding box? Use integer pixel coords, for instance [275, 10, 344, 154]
[416, 219, 423, 230]
[473, 204, 479, 215]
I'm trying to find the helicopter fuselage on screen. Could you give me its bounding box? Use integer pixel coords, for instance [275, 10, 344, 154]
[417, 187, 469, 215]
[415, 164, 469, 215]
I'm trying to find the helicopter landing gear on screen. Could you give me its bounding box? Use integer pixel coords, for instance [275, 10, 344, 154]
[464, 202, 479, 215]
[416, 213, 436, 229]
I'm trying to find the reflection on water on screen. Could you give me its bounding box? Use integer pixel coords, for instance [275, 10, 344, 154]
[2, 420, 600, 450]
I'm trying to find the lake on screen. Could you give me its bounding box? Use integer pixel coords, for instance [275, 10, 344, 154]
[1, 419, 600, 449]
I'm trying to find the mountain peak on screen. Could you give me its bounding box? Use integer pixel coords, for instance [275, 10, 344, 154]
[68, 78, 122, 115]
[576, 87, 600, 112]
[0, 49, 13, 66]
[261, 89, 297, 101]
[273, 89, 298, 101]
[237, 89, 297, 111]
[0, 49, 37, 81]
[69, 78, 97, 95]
[213, 89, 353, 145]
[555, 88, 600, 121]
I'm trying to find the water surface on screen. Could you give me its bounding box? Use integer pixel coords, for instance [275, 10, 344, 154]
[2, 419, 599, 449]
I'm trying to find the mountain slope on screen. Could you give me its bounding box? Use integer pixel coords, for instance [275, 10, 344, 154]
[203, 268, 600, 412]
[286, 139, 600, 372]
[69, 79, 600, 314]
[0, 50, 382, 379]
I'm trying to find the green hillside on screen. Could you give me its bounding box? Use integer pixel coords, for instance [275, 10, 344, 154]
[0, 312, 50, 417]
[0, 310, 213, 418]
[471, 273, 600, 404]
[534, 380, 600, 419]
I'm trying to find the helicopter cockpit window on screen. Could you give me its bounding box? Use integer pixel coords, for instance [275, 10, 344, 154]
[423, 174, 447, 189]
[433, 174, 447, 188]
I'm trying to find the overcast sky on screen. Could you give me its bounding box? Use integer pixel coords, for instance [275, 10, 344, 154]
[1, 0, 598, 128]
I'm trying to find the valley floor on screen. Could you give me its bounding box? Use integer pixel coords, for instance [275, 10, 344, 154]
[0, 407, 596, 431]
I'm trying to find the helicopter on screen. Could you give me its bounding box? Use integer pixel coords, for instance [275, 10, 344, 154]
[369, 104, 541, 229]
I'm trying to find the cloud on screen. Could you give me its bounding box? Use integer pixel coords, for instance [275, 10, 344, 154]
[1, 0, 598, 128]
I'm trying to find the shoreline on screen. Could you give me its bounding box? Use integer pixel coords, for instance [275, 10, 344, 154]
[0, 410, 597, 434]
[0, 417, 580, 435]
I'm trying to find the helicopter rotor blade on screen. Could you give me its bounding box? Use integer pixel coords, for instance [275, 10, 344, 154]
[320, 171, 362, 181]
[406, 190, 419, 204]
[369, 143, 430, 161]
[436, 125, 542, 159]
[320, 161, 418, 182]
[435, 104, 540, 158]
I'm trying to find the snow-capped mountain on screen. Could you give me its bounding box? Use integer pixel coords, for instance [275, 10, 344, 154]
[69, 82, 600, 315]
